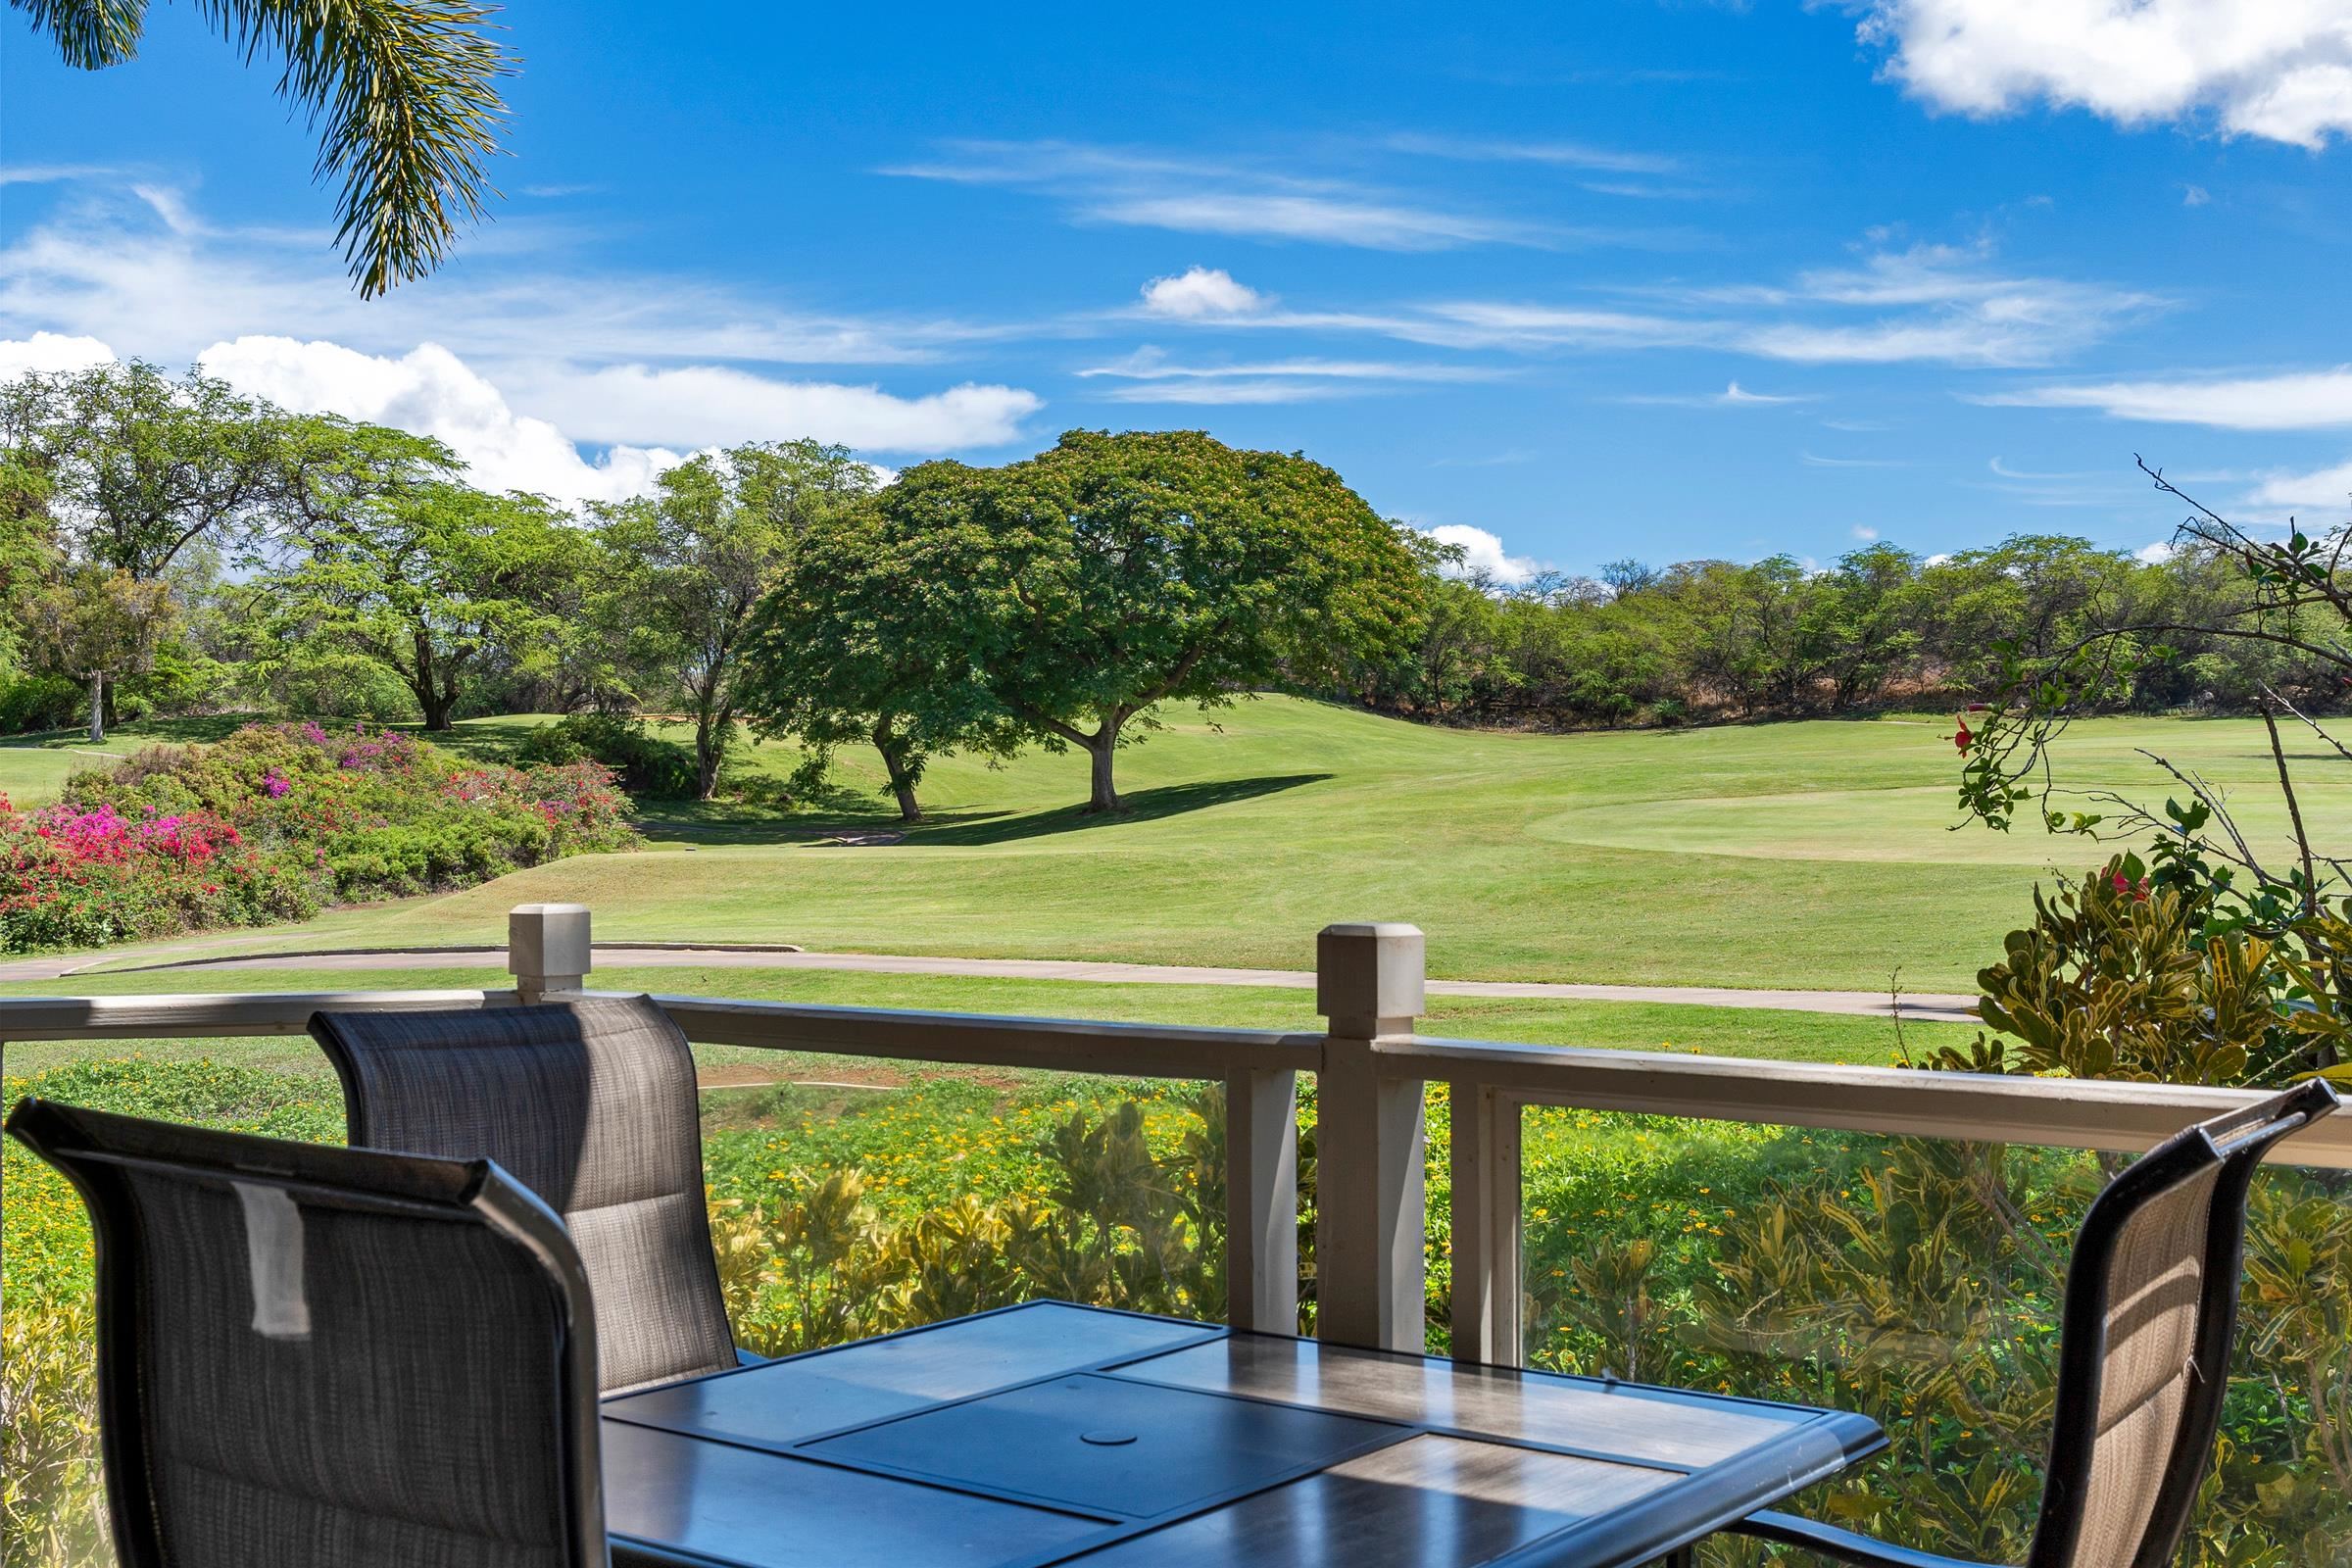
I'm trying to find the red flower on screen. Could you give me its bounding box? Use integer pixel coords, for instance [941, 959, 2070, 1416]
[1953, 720, 1974, 753]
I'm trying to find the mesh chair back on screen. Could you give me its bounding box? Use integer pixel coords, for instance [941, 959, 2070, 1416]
[2031, 1077, 2341, 1568]
[311, 995, 740, 1395]
[4, 1098, 607, 1568]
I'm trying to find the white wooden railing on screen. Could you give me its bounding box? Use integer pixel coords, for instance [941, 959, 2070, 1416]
[5, 904, 2348, 1363]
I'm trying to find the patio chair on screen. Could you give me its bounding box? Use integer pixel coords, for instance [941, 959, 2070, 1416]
[1728, 1076, 2343, 1568]
[1, 1096, 691, 1568]
[310, 995, 747, 1395]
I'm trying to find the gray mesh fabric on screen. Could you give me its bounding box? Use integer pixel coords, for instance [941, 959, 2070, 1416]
[2, 1099, 605, 1568]
[2070, 1161, 2222, 1568]
[313, 996, 740, 1395]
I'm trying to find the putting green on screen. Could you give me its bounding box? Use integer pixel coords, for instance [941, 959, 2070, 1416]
[1531, 781, 2352, 864]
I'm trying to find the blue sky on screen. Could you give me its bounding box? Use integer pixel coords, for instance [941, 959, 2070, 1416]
[5, 0, 2351, 579]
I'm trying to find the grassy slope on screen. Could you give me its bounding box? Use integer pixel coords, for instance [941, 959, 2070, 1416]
[9, 699, 2342, 991]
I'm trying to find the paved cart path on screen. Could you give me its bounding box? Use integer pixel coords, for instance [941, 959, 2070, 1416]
[0, 943, 1980, 1023]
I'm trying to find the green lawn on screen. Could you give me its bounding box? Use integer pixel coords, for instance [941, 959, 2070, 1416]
[11, 697, 2341, 991]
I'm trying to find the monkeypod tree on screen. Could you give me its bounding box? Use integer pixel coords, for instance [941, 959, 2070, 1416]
[738, 501, 1019, 823]
[877, 429, 1426, 813]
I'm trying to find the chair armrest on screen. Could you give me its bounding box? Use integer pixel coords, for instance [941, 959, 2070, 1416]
[1729, 1510, 2007, 1568]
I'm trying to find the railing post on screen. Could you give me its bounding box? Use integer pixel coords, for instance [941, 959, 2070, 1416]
[1449, 1081, 1523, 1367]
[1314, 921, 1425, 1352]
[1223, 1067, 1298, 1334]
[509, 903, 591, 1004]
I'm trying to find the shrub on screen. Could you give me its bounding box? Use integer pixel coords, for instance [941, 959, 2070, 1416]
[2, 721, 638, 951]
[514, 712, 698, 800]
[0, 675, 83, 736]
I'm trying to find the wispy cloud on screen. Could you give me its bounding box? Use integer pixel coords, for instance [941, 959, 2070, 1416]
[1076, 346, 1497, 404]
[883, 138, 1682, 252]
[1802, 450, 1908, 468]
[1382, 132, 1681, 176]
[1087, 192, 1542, 250]
[0, 177, 1010, 370]
[1719, 244, 2163, 368]
[1976, 368, 2352, 429]
[1141, 240, 2156, 369]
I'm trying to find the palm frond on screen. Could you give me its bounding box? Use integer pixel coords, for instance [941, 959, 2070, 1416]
[202, 0, 516, 297]
[12, 0, 147, 67]
[15, 0, 515, 297]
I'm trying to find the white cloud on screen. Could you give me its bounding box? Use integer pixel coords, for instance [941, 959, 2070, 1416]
[1140, 267, 1267, 318]
[1979, 368, 2352, 429]
[1858, 1, 2352, 148]
[2135, 541, 2180, 564]
[199, 337, 687, 504]
[1853, 525, 1881, 539]
[1423, 523, 1547, 586]
[0, 178, 995, 372]
[497, 363, 1040, 453]
[0, 330, 115, 378]
[200, 338, 1039, 501]
[1621, 379, 1819, 407]
[2254, 459, 2352, 509]
[2182, 183, 2212, 206]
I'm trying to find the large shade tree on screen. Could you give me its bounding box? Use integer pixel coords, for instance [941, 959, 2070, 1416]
[13, 0, 514, 295]
[873, 429, 1428, 813]
[595, 440, 878, 800]
[738, 501, 1018, 824]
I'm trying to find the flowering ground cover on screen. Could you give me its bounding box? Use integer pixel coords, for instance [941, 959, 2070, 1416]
[0, 721, 636, 952]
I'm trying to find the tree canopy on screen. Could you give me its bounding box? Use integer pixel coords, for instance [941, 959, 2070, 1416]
[594, 440, 878, 799]
[836, 429, 1427, 812]
[263, 467, 589, 731]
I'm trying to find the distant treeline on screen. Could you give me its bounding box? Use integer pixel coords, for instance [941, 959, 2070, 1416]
[1334, 535, 2327, 727]
[6, 362, 2318, 818]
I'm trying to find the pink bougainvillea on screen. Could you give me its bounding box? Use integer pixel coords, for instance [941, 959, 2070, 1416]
[3, 723, 637, 953]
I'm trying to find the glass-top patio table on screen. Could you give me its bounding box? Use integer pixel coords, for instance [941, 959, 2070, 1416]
[599, 1300, 1885, 1568]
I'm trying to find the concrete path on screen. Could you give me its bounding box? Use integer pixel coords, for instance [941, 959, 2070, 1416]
[1, 943, 1981, 1023]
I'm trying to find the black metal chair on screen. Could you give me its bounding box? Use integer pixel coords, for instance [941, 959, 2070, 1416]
[1728, 1077, 2342, 1568]
[309, 995, 749, 1396]
[3, 1096, 697, 1568]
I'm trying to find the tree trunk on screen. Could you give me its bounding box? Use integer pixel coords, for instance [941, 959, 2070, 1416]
[695, 721, 722, 802]
[1082, 718, 1123, 813]
[86, 670, 105, 745]
[872, 717, 923, 824]
[413, 635, 455, 730]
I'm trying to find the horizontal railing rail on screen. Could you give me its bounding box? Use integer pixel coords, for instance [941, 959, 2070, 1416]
[4, 904, 2346, 1364]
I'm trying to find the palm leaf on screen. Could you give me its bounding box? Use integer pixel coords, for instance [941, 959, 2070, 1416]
[13, 0, 515, 297]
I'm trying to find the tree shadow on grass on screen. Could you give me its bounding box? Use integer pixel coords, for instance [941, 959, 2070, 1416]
[908, 772, 1335, 847]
